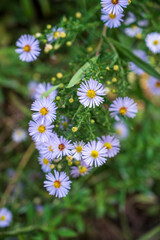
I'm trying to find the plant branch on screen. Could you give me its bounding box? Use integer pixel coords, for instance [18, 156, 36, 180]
[138, 225, 160, 240]
[95, 26, 107, 57]
[0, 143, 35, 207]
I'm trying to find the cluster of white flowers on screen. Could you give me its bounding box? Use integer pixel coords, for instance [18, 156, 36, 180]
[14, 2, 139, 199]
[124, 12, 144, 38]
[100, 0, 129, 28]
[27, 74, 137, 198]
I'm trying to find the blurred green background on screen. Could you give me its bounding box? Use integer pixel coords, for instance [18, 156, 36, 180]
[0, 0, 160, 240]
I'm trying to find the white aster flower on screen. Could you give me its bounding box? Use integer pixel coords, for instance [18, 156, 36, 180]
[28, 119, 54, 143]
[71, 160, 92, 178]
[145, 32, 160, 54]
[124, 12, 136, 25]
[71, 141, 85, 160]
[28, 81, 38, 99]
[38, 155, 52, 173]
[101, 0, 128, 14]
[82, 141, 108, 167]
[47, 27, 66, 43]
[147, 76, 160, 95]
[0, 208, 12, 228]
[125, 25, 142, 38]
[15, 34, 41, 62]
[12, 128, 27, 143]
[77, 78, 105, 108]
[59, 116, 72, 130]
[138, 19, 149, 27]
[53, 136, 73, 158]
[109, 97, 138, 118]
[31, 97, 57, 123]
[101, 10, 124, 28]
[114, 121, 129, 139]
[129, 50, 148, 75]
[98, 135, 120, 158]
[35, 82, 57, 100]
[44, 171, 71, 198]
[40, 134, 58, 160]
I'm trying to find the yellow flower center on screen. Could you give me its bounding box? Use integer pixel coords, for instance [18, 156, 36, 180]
[40, 107, 48, 116]
[119, 107, 127, 115]
[156, 81, 160, 88]
[104, 142, 112, 150]
[58, 143, 65, 151]
[87, 90, 96, 99]
[49, 146, 53, 152]
[112, 0, 119, 4]
[153, 40, 159, 45]
[0, 215, 6, 221]
[131, 25, 137, 29]
[54, 31, 60, 39]
[136, 33, 142, 39]
[53, 180, 61, 188]
[63, 122, 68, 128]
[23, 44, 31, 52]
[109, 12, 116, 19]
[60, 32, 66, 38]
[16, 130, 23, 136]
[91, 150, 99, 158]
[43, 158, 49, 165]
[76, 146, 83, 153]
[75, 160, 80, 165]
[38, 125, 46, 133]
[79, 166, 87, 174]
[66, 156, 73, 161]
[116, 129, 122, 135]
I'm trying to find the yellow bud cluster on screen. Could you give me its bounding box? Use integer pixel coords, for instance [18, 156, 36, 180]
[66, 41, 72, 47]
[75, 12, 82, 18]
[72, 127, 78, 132]
[69, 98, 74, 103]
[113, 65, 119, 71]
[56, 72, 63, 79]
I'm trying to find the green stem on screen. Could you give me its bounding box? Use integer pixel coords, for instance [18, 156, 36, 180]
[72, 105, 82, 120]
[138, 225, 160, 240]
[0, 225, 53, 237]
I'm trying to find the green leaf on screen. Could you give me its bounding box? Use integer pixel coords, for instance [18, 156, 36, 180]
[26, 202, 35, 224]
[66, 56, 98, 88]
[108, 38, 160, 79]
[51, 215, 63, 227]
[56, 228, 77, 238]
[44, 204, 52, 223]
[42, 84, 60, 98]
[49, 233, 58, 240]
[21, 0, 35, 19]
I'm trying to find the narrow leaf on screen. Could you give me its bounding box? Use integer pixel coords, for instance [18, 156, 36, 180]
[108, 38, 160, 79]
[42, 84, 60, 98]
[67, 56, 98, 88]
[56, 228, 77, 237]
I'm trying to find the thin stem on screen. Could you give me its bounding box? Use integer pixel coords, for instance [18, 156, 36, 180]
[0, 225, 54, 237]
[119, 211, 133, 240]
[72, 105, 82, 121]
[138, 225, 160, 240]
[0, 143, 35, 207]
[95, 26, 107, 57]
